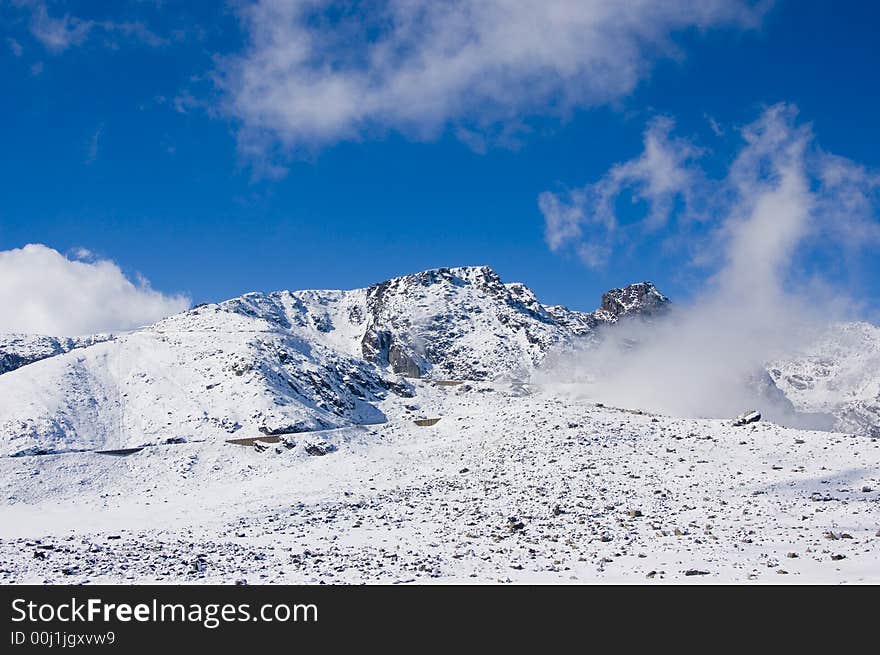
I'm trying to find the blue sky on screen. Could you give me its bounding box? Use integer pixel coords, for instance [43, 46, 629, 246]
[2, 0, 879, 325]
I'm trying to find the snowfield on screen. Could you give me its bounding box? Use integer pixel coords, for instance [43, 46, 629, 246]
[0, 381, 878, 584]
[0, 266, 878, 584]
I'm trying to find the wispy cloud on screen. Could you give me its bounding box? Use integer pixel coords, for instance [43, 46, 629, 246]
[0, 244, 190, 336]
[11, 0, 169, 53]
[538, 103, 880, 271]
[6, 37, 23, 56]
[86, 124, 103, 164]
[539, 116, 704, 266]
[217, 0, 766, 166]
[26, 0, 93, 52]
[536, 104, 880, 425]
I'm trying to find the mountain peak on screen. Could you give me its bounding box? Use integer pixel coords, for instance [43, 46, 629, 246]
[370, 265, 502, 292]
[594, 281, 669, 322]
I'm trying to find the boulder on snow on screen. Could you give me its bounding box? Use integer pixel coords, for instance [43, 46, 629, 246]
[733, 410, 761, 427]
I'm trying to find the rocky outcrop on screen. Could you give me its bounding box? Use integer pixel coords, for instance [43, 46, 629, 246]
[358, 266, 567, 379]
[355, 266, 671, 380]
[593, 282, 669, 322]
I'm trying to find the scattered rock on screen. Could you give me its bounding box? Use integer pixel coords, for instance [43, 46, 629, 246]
[733, 410, 761, 427]
[305, 441, 335, 457]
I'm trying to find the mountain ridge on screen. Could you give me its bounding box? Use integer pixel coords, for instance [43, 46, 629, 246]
[0, 266, 665, 456]
[0, 265, 877, 457]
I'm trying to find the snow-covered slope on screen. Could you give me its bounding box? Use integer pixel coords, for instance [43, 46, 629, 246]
[769, 321, 880, 437]
[1, 381, 877, 584]
[0, 312, 408, 457]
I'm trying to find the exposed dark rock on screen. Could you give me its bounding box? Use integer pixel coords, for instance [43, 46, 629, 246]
[304, 441, 335, 456]
[593, 282, 669, 323]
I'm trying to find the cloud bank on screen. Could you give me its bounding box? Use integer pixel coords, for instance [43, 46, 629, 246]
[0, 244, 190, 336]
[536, 104, 880, 425]
[218, 0, 765, 159]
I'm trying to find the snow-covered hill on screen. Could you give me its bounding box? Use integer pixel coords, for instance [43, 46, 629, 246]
[1, 265, 878, 459]
[0, 267, 664, 457]
[0, 266, 879, 584]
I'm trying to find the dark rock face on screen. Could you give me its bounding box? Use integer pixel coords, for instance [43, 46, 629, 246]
[360, 328, 422, 377]
[0, 353, 29, 375]
[388, 344, 422, 378]
[595, 282, 669, 322]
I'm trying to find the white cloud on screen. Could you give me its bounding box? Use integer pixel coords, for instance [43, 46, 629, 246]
[539, 116, 704, 266]
[539, 103, 880, 272]
[536, 104, 880, 426]
[0, 244, 190, 336]
[27, 1, 93, 52]
[218, 0, 765, 160]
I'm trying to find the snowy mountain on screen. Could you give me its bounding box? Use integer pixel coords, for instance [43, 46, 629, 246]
[768, 321, 880, 437]
[1, 266, 879, 584]
[1, 265, 878, 459]
[0, 266, 662, 457]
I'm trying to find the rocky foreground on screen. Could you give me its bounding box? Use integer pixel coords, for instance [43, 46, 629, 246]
[1, 381, 877, 584]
